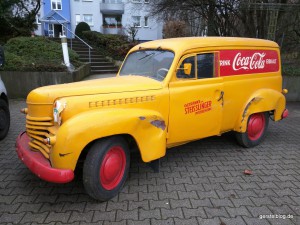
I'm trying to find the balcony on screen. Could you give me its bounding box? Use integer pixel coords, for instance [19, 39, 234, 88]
[100, 3, 124, 14]
[101, 26, 124, 35]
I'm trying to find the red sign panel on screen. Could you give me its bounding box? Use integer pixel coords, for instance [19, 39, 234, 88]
[219, 50, 279, 76]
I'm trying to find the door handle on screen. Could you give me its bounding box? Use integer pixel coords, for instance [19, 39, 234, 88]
[217, 91, 224, 102]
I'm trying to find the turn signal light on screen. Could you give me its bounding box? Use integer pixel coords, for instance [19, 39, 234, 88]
[282, 89, 288, 94]
[43, 136, 56, 145]
[20, 108, 28, 114]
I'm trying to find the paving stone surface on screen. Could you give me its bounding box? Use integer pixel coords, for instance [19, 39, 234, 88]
[0, 100, 299, 225]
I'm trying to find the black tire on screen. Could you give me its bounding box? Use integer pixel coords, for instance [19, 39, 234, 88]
[236, 112, 269, 148]
[0, 98, 10, 140]
[83, 136, 130, 201]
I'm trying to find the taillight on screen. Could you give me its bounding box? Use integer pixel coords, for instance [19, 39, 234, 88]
[282, 109, 289, 119]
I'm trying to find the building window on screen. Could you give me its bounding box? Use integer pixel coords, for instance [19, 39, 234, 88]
[132, 0, 142, 3]
[83, 14, 93, 26]
[36, 13, 41, 24]
[51, 0, 62, 10]
[144, 16, 148, 27]
[132, 16, 141, 27]
[75, 14, 81, 25]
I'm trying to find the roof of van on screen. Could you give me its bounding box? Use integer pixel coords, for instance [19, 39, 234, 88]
[131, 37, 279, 53]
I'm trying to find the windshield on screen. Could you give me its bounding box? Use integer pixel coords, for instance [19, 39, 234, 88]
[119, 50, 174, 81]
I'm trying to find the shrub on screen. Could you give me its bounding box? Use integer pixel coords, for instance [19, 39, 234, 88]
[75, 22, 91, 39]
[1, 36, 82, 72]
[282, 52, 300, 76]
[163, 21, 188, 38]
[282, 64, 300, 76]
[82, 31, 137, 60]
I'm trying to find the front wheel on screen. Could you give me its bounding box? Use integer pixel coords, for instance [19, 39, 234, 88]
[236, 112, 269, 148]
[83, 136, 130, 201]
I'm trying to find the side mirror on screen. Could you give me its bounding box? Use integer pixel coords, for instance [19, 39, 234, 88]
[183, 63, 192, 75]
[0, 47, 4, 67]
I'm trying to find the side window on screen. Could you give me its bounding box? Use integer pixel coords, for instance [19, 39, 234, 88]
[197, 53, 214, 78]
[176, 56, 196, 79]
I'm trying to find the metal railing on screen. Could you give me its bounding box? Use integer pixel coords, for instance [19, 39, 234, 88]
[47, 16, 93, 63]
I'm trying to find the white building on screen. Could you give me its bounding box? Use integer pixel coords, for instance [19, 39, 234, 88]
[69, 0, 163, 41]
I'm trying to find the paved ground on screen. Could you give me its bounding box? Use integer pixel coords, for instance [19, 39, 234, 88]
[0, 100, 299, 225]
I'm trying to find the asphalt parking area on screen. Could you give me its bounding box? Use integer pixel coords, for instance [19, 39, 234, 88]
[0, 100, 299, 225]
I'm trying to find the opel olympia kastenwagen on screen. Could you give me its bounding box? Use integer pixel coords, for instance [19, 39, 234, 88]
[16, 37, 288, 201]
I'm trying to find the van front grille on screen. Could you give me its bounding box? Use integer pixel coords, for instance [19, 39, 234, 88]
[26, 115, 56, 159]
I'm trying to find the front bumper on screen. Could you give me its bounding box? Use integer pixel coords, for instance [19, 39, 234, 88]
[16, 132, 74, 183]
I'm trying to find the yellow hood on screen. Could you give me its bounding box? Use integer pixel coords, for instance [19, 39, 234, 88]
[27, 76, 162, 104]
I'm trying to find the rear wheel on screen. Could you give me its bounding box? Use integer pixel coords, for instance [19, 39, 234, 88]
[83, 136, 130, 201]
[0, 98, 10, 140]
[236, 112, 269, 148]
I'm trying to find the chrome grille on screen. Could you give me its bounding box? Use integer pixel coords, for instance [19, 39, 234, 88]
[26, 115, 55, 159]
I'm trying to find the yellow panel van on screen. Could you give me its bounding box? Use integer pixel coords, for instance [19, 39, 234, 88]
[16, 37, 288, 201]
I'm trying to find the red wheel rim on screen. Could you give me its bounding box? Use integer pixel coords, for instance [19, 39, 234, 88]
[247, 113, 265, 141]
[100, 146, 126, 190]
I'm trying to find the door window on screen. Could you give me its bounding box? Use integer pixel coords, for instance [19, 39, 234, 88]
[48, 24, 54, 37]
[176, 56, 196, 79]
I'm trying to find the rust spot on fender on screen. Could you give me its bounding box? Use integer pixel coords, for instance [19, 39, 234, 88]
[242, 97, 262, 121]
[150, 120, 166, 130]
[240, 97, 262, 131]
[242, 98, 255, 121]
[139, 116, 166, 130]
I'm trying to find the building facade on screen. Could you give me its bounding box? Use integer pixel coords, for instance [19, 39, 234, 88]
[37, 0, 162, 41]
[38, 0, 72, 38]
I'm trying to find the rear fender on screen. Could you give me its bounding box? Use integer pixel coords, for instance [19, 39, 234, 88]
[51, 108, 167, 170]
[235, 89, 286, 132]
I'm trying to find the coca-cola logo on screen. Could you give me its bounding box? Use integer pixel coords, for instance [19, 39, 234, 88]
[219, 50, 279, 76]
[232, 52, 266, 71]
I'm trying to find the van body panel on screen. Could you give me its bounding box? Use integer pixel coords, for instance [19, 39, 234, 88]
[16, 37, 287, 185]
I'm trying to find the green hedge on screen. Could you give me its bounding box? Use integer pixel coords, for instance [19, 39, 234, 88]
[1, 37, 83, 72]
[282, 64, 300, 76]
[82, 31, 137, 60]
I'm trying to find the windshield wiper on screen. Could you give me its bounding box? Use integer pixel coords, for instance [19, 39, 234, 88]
[138, 52, 155, 61]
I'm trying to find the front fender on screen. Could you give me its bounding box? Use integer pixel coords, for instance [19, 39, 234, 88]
[51, 108, 167, 170]
[235, 88, 286, 132]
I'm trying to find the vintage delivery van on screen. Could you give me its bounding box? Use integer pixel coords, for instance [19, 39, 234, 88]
[16, 37, 288, 201]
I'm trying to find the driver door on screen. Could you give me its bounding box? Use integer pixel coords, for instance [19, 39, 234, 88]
[167, 52, 224, 145]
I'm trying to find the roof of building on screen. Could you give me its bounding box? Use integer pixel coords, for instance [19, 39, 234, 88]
[41, 10, 70, 24]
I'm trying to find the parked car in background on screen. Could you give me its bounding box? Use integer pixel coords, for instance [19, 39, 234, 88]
[0, 46, 10, 140]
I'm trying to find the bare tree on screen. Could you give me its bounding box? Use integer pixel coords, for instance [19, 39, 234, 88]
[163, 21, 189, 38]
[148, 0, 300, 42]
[148, 0, 240, 37]
[125, 25, 139, 42]
[0, 0, 41, 41]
